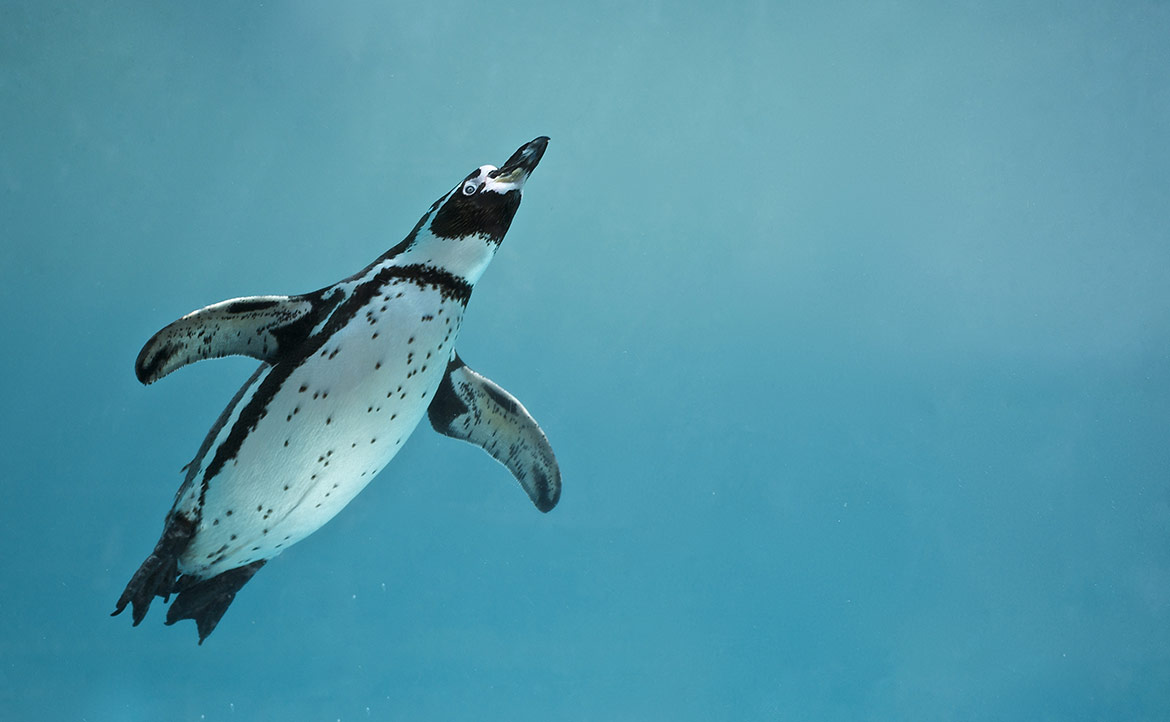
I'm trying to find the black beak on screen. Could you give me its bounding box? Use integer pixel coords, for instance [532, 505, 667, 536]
[494, 136, 549, 182]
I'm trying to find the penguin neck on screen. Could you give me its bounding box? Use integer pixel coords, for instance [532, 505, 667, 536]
[396, 232, 499, 286]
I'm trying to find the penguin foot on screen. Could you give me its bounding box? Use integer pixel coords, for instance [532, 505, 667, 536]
[112, 514, 195, 626]
[165, 560, 266, 644]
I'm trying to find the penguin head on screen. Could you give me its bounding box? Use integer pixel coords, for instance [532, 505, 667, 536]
[429, 137, 548, 242]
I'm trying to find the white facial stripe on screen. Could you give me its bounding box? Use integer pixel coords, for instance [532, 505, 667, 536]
[459, 164, 527, 196]
[483, 165, 526, 194]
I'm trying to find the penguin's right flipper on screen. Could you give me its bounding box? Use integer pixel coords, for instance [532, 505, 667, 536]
[428, 353, 561, 512]
[165, 560, 266, 644]
[135, 295, 318, 384]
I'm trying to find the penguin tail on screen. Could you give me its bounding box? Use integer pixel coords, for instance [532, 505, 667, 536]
[165, 560, 266, 644]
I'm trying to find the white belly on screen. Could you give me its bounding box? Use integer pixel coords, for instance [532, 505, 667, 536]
[178, 283, 464, 575]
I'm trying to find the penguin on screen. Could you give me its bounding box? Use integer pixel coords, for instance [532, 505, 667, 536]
[113, 137, 559, 643]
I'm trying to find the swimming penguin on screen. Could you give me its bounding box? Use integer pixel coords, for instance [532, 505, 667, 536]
[113, 137, 559, 643]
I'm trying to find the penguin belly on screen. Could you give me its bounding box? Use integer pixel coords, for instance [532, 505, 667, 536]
[179, 283, 464, 577]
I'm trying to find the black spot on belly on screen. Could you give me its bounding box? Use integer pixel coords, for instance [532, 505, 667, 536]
[198, 269, 456, 492]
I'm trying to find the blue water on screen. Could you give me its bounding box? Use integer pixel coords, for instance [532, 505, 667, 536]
[2, 2, 1168, 720]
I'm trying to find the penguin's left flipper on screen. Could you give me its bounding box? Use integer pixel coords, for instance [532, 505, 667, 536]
[428, 354, 561, 512]
[135, 295, 318, 385]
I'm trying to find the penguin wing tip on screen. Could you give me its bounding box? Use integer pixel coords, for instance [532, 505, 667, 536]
[535, 487, 561, 513]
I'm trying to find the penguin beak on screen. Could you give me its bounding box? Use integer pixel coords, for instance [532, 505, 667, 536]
[491, 136, 549, 185]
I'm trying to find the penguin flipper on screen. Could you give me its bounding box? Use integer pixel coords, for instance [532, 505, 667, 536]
[428, 354, 561, 512]
[166, 561, 265, 644]
[135, 295, 316, 384]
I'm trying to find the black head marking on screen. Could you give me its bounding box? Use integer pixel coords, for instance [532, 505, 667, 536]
[430, 186, 521, 241]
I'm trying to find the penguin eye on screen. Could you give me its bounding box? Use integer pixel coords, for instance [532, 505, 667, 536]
[462, 182, 478, 196]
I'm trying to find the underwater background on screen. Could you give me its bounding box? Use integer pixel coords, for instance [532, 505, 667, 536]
[2, 1, 1168, 720]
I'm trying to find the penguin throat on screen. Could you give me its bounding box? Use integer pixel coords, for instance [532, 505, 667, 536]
[399, 232, 499, 285]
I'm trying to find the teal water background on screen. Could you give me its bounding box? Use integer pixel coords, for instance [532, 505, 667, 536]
[2, 2, 1168, 720]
